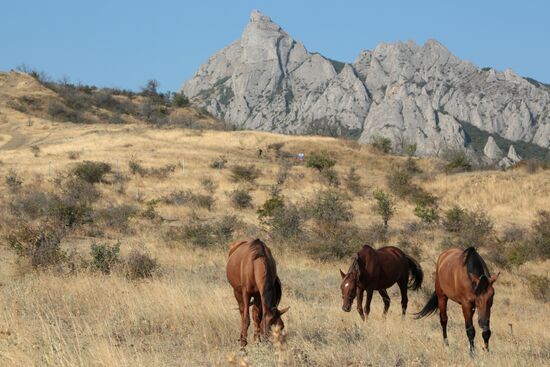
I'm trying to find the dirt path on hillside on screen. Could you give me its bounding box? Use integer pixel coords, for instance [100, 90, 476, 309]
[0, 126, 29, 150]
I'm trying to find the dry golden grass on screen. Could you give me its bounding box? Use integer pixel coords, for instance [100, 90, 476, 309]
[0, 75, 549, 365]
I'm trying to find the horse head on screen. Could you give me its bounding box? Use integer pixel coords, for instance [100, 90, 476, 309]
[470, 272, 500, 350]
[339, 254, 361, 312]
[262, 306, 290, 335]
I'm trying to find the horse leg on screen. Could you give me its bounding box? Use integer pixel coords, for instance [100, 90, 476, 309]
[239, 291, 252, 348]
[379, 289, 391, 316]
[251, 297, 262, 342]
[356, 288, 365, 321]
[364, 289, 374, 318]
[461, 302, 476, 356]
[438, 294, 449, 345]
[398, 279, 408, 318]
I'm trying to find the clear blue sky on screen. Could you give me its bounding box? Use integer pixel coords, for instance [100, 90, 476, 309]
[1, 0, 548, 92]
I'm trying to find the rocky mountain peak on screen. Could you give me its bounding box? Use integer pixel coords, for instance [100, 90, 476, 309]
[182, 11, 550, 157]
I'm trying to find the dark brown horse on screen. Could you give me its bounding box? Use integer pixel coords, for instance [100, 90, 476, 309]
[416, 247, 499, 354]
[226, 238, 289, 348]
[339, 245, 423, 320]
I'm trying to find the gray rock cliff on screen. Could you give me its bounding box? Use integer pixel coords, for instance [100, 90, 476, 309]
[182, 11, 550, 156]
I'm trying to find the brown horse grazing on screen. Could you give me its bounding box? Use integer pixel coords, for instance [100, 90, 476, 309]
[226, 238, 289, 348]
[415, 247, 499, 354]
[339, 245, 423, 320]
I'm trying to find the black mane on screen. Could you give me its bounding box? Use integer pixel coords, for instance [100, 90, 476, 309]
[463, 247, 490, 277]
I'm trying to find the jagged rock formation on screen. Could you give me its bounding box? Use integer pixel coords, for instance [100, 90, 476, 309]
[484, 136, 504, 160]
[498, 144, 523, 168]
[182, 10, 550, 156]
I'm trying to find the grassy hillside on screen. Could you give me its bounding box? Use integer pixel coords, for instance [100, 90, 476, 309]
[0, 71, 549, 366]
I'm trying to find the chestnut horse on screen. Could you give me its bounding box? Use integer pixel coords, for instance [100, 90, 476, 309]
[339, 245, 423, 320]
[226, 238, 289, 348]
[415, 247, 499, 354]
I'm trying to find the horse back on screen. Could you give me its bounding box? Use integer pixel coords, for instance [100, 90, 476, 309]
[358, 245, 407, 289]
[436, 248, 473, 302]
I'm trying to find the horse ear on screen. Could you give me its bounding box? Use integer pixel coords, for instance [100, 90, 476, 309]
[490, 272, 500, 284]
[340, 269, 346, 279]
[279, 306, 290, 315]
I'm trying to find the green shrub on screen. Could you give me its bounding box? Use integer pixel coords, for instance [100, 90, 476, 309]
[126, 249, 157, 279]
[441, 206, 493, 247]
[371, 136, 392, 154]
[442, 206, 466, 232]
[94, 204, 138, 232]
[170, 215, 240, 247]
[414, 203, 439, 224]
[163, 190, 215, 211]
[230, 164, 261, 183]
[229, 188, 253, 209]
[72, 161, 111, 184]
[257, 195, 285, 223]
[90, 242, 120, 274]
[386, 167, 414, 198]
[444, 151, 472, 173]
[308, 223, 364, 260]
[172, 92, 189, 107]
[305, 151, 336, 172]
[372, 189, 395, 228]
[7, 221, 66, 268]
[308, 189, 352, 227]
[321, 167, 340, 187]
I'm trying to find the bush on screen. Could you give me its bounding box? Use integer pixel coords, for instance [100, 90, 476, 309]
[344, 167, 364, 196]
[258, 195, 303, 240]
[320, 167, 340, 187]
[305, 151, 336, 172]
[230, 164, 261, 183]
[307, 223, 364, 260]
[170, 215, 240, 247]
[94, 204, 138, 232]
[257, 195, 285, 223]
[371, 136, 392, 154]
[307, 189, 352, 228]
[7, 221, 66, 268]
[386, 167, 414, 198]
[229, 188, 253, 209]
[526, 275, 550, 302]
[530, 210, 550, 260]
[90, 242, 120, 274]
[126, 249, 157, 279]
[441, 206, 493, 247]
[404, 157, 422, 174]
[444, 151, 472, 173]
[210, 156, 228, 169]
[172, 92, 189, 107]
[414, 203, 439, 224]
[163, 190, 215, 211]
[372, 189, 395, 228]
[72, 161, 111, 184]
[5, 169, 23, 193]
[200, 176, 218, 194]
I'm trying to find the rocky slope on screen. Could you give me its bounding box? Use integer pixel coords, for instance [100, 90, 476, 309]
[182, 10, 550, 157]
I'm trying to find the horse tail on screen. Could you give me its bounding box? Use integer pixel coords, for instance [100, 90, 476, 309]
[414, 292, 438, 319]
[405, 254, 423, 290]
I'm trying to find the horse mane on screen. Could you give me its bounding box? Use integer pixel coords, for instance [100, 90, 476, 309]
[251, 239, 281, 308]
[463, 247, 491, 294]
[346, 253, 362, 277]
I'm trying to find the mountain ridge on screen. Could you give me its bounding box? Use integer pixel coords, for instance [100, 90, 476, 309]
[182, 10, 550, 157]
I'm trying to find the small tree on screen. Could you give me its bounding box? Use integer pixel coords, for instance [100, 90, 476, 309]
[344, 167, 363, 196]
[305, 151, 336, 172]
[172, 92, 189, 107]
[372, 136, 392, 154]
[372, 189, 395, 228]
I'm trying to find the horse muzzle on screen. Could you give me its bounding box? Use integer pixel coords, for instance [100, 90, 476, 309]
[342, 305, 351, 312]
